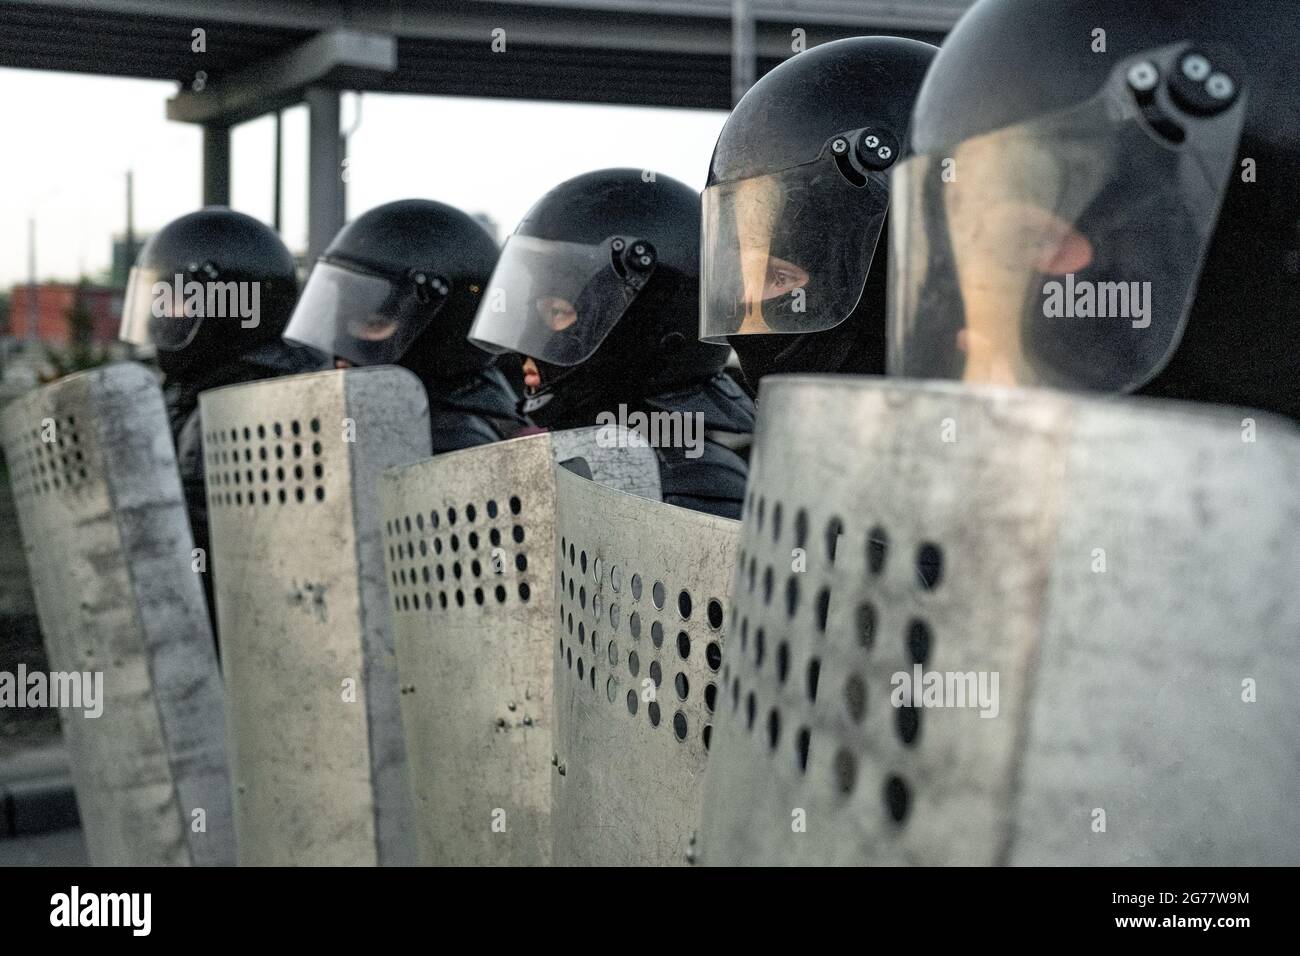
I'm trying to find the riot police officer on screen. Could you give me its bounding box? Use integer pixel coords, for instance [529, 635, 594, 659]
[283, 199, 526, 450]
[699, 36, 938, 387]
[119, 207, 325, 632]
[469, 168, 755, 519]
[887, 0, 1300, 421]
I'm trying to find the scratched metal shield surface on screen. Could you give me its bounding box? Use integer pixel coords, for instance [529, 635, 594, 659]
[379, 426, 659, 865]
[699, 377, 1300, 865]
[1, 362, 233, 865]
[549, 425, 663, 503]
[551, 466, 740, 865]
[201, 366, 429, 865]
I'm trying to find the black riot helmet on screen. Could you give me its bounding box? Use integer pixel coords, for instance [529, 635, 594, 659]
[889, 0, 1300, 420]
[700, 36, 938, 385]
[469, 168, 727, 427]
[119, 207, 299, 377]
[284, 199, 500, 382]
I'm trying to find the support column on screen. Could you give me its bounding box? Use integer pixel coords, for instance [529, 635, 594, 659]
[273, 110, 284, 233]
[731, 0, 756, 106]
[306, 87, 344, 264]
[202, 124, 231, 207]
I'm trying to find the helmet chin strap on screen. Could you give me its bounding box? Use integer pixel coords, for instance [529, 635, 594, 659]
[516, 359, 619, 429]
[516, 359, 572, 424]
[520, 391, 554, 416]
[729, 307, 884, 385]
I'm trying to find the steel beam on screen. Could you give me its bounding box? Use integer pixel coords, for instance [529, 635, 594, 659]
[167, 29, 395, 127]
[9, 1, 967, 62]
[8, 0, 970, 39]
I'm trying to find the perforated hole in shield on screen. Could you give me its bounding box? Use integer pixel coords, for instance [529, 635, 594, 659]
[8, 414, 92, 499]
[205, 419, 327, 509]
[721, 491, 947, 830]
[383, 493, 532, 616]
[555, 529, 727, 757]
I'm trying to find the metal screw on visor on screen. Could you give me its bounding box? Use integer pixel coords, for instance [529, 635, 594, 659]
[830, 137, 849, 155]
[1182, 52, 1212, 82]
[1207, 73, 1236, 101]
[185, 260, 220, 281]
[856, 128, 899, 170]
[1127, 61, 1160, 95]
[626, 241, 656, 272]
[410, 271, 431, 303]
[1169, 49, 1239, 115]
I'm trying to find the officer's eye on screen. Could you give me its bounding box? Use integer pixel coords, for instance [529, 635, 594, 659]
[768, 265, 803, 292]
[349, 315, 399, 341]
[535, 296, 578, 331]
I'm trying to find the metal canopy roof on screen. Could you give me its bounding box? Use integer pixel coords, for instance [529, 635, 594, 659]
[0, 0, 970, 111]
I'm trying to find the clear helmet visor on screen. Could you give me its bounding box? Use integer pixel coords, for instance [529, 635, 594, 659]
[700, 140, 890, 343]
[887, 43, 1248, 392]
[118, 266, 208, 351]
[468, 234, 651, 367]
[282, 260, 442, 366]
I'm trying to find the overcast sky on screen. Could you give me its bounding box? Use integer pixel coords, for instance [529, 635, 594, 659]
[0, 67, 728, 288]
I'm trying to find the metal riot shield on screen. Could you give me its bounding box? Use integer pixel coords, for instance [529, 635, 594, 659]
[379, 426, 660, 865]
[201, 366, 429, 865]
[699, 377, 1300, 865]
[0, 362, 233, 865]
[551, 465, 740, 865]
